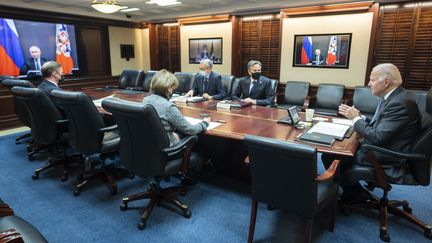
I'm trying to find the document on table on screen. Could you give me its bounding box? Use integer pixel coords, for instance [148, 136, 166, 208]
[93, 94, 115, 107]
[307, 121, 351, 140]
[332, 118, 354, 126]
[184, 117, 222, 131]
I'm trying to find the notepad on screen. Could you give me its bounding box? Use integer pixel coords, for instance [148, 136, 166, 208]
[307, 121, 351, 140]
[184, 117, 222, 131]
[92, 94, 115, 107]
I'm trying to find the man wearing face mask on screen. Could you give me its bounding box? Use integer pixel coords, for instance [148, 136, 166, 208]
[184, 59, 226, 100]
[232, 60, 275, 106]
[38, 61, 65, 115]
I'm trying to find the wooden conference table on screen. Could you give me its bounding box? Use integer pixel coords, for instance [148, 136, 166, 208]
[86, 88, 359, 158]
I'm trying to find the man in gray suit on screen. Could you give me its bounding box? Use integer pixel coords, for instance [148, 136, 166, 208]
[334, 63, 421, 203]
[232, 60, 275, 106]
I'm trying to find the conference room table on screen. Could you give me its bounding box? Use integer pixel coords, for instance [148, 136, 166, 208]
[86, 88, 359, 158]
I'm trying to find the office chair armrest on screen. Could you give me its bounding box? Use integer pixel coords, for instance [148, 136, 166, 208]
[105, 85, 119, 89]
[0, 229, 24, 242]
[315, 159, 340, 182]
[163, 135, 198, 158]
[362, 144, 425, 160]
[98, 124, 118, 134]
[0, 203, 14, 217]
[126, 87, 144, 91]
[55, 119, 69, 132]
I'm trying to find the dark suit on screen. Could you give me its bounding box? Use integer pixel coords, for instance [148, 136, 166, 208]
[192, 71, 226, 100]
[20, 57, 48, 75]
[311, 54, 324, 65]
[353, 87, 421, 184]
[232, 75, 275, 106]
[38, 80, 64, 116]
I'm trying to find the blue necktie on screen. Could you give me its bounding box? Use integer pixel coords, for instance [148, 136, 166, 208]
[371, 99, 384, 123]
[35, 59, 40, 70]
[203, 77, 209, 92]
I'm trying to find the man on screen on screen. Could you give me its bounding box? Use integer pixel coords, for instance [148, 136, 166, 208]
[20, 46, 48, 75]
[311, 49, 324, 65]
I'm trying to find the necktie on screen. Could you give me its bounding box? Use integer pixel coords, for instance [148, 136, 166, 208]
[203, 77, 209, 92]
[35, 59, 40, 70]
[249, 81, 257, 96]
[371, 99, 384, 123]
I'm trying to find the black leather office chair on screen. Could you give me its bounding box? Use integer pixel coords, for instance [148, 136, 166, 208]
[229, 78, 241, 99]
[221, 74, 235, 97]
[2, 79, 35, 145]
[277, 81, 310, 110]
[173, 72, 196, 94]
[118, 69, 145, 90]
[51, 90, 130, 196]
[341, 112, 432, 241]
[310, 83, 345, 116]
[407, 89, 428, 114]
[142, 70, 157, 92]
[102, 98, 199, 230]
[426, 87, 432, 114]
[0, 199, 47, 243]
[244, 135, 340, 243]
[11, 86, 71, 181]
[352, 86, 380, 120]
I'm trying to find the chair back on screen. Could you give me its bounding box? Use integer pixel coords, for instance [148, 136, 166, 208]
[315, 84, 345, 110]
[244, 135, 318, 217]
[50, 90, 105, 154]
[353, 86, 380, 118]
[231, 78, 241, 99]
[407, 90, 428, 114]
[283, 81, 310, 106]
[102, 98, 170, 178]
[118, 70, 145, 89]
[408, 113, 432, 186]
[174, 72, 196, 94]
[11, 86, 62, 145]
[221, 74, 235, 97]
[270, 79, 278, 94]
[2, 79, 35, 127]
[143, 70, 157, 92]
[426, 87, 432, 115]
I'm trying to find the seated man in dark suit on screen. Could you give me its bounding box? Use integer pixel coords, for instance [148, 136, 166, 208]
[232, 60, 275, 106]
[38, 61, 65, 116]
[184, 59, 226, 100]
[311, 49, 324, 65]
[20, 46, 48, 75]
[323, 63, 421, 203]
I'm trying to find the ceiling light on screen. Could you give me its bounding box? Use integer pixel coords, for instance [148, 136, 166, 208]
[121, 8, 140, 12]
[146, 0, 182, 7]
[91, 0, 123, 14]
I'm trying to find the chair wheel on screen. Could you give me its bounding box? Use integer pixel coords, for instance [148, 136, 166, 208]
[32, 174, 39, 180]
[380, 230, 390, 242]
[403, 205, 412, 214]
[60, 175, 68, 182]
[424, 228, 432, 239]
[73, 190, 81, 196]
[183, 209, 192, 218]
[120, 203, 128, 211]
[138, 221, 146, 230]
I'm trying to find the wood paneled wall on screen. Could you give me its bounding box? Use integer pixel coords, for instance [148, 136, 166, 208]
[149, 24, 181, 72]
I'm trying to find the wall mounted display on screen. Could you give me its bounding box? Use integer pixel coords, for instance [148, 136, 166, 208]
[189, 38, 222, 64]
[293, 33, 352, 68]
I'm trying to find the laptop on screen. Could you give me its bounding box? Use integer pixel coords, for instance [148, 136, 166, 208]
[277, 106, 301, 125]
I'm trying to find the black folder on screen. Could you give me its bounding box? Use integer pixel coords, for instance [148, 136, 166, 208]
[298, 132, 335, 147]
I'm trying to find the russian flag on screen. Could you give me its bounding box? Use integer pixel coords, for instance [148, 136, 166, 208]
[301, 36, 312, 64]
[0, 18, 24, 76]
[56, 24, 74, 74]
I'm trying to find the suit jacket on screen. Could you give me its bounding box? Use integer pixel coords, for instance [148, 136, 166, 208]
[20, 57, 48, 75]
[192, 71, 226, 100]
[311, 54, 324, 65]
[354, 87, 421, 184]
[232, 75, 275, 106]
[38, 80, 64, 116]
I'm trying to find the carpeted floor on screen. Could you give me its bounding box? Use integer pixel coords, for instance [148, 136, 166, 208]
[1, 132, 431, 243]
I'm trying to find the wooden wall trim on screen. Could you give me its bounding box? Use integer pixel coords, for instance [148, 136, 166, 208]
[149, 24, 159, 70]
[231, 16, 240, 77]
[178, 15, 230, 25]
[281, 1, 374, 17]
[0, 5, 141, 28]
[365, 3, 380, 85]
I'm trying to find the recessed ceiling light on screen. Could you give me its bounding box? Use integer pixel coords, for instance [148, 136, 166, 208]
[146, 0, 182, 7]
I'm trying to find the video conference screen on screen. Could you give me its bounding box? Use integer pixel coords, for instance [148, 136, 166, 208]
[0, 18, 79, 77]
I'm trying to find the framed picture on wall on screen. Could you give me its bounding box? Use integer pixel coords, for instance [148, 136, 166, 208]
[293, 33, 352, 68]
[189, 38, 223, 64]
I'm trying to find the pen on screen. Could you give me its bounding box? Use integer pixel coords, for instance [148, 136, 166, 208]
[214, 120, 226, 123]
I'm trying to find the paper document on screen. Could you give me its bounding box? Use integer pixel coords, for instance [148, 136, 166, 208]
[307, 121, 351, 140]
[93, 94, 115, 107]
[184, 117, 222, 131]
[332, 118, 354, 126]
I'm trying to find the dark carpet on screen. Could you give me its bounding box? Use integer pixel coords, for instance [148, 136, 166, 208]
[1, 132, 431, 243]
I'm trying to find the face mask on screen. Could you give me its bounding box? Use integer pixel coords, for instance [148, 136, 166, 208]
[251, 72, 261, 80]
[199, 70, 206, 77]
